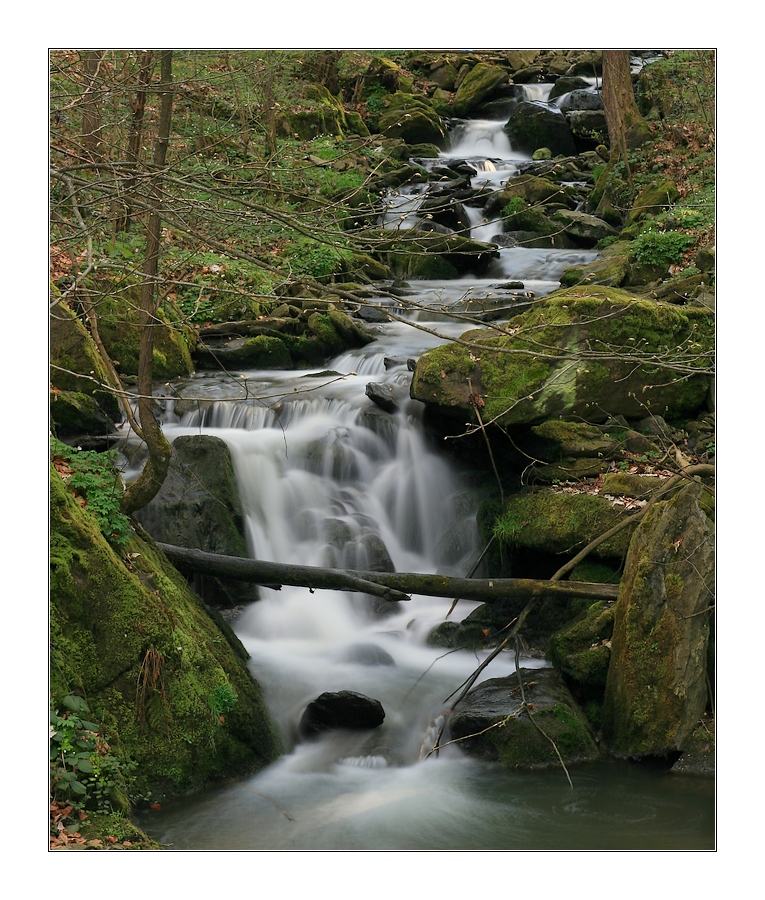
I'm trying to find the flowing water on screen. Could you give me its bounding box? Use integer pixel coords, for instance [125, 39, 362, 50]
[135, 113, 714, 851]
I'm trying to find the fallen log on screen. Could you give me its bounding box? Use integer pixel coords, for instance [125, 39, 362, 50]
[157, 543, 620, 604]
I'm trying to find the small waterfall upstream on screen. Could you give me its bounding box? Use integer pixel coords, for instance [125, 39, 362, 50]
[137, 111, 714, 851]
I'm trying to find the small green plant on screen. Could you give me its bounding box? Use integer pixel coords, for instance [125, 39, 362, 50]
[51, 437, 132, 549]
[633, 230, 694, 267]
[50, 695, 130, 822]
[493, 512, 527, 544]
[209, 684, 238, 718]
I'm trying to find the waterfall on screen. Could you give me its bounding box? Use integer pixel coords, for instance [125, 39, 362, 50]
[137, 94, 713, 851]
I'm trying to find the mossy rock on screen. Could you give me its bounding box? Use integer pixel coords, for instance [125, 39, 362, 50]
[530, 458, 611, 483]
[601, 472, 670, 499]
[344, 109, 370, 137]
[602, 482, 714, 757]
[483, 175, 565, 217]
[50, 468, 282, 801]
[550, 600, 616, 695]
[374, 230, 499, 279]
[90, 286, 195, 380]
[410, 287, 714, 427]
[448, 670, 600, 768]
[50, 296, 121, 421]
[136, 435, 259, 608]
[559, 243, 631, 288]
[377, 92, 447, 146]
[530, 419, 624, 459]
[50, 388, 116, 439]
[494, 487, 635, 559]
[625, 179, 680, 226]
[552, 209, 618, 247]
[452, 62, 508, 117]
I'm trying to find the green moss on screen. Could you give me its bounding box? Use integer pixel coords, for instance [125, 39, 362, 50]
[494, 489, 634, 558]
[89, 285, 195, 379]
[50, 468, 282, 802]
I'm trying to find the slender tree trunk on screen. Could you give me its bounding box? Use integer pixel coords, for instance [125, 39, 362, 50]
[80, 50, 105, 162]
[118, 50, 154, 233]
[121, 51, 174, 516]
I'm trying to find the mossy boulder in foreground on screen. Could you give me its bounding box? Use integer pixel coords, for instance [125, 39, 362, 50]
[602, 481, 714, 758]
[50, 468, 282, 801]
[410, 287, 713, 427]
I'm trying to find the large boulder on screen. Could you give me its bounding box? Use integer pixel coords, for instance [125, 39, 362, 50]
[494, 487, 635, 560]
[448, 669, 600, 768]
[50, 468, 282, 800]
[482, 174, 565, 218]
[452, 63, 509, 117]
[552, 209, 618, 247]
[373, 230, 500, 279]
[136, 435, 258, 608]
[410, 287, 714, 427]
[602, 481, 714, 757]
[378, 92, 447, 146]
[504, 101, 577, 157]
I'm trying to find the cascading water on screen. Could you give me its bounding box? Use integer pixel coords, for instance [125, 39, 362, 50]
[137, 106, 714, 851]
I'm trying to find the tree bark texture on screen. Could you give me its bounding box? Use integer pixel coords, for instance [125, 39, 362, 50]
[603, 50, 651, 164]
[157, 543, 621, 605]
[80, 50, 105, 161]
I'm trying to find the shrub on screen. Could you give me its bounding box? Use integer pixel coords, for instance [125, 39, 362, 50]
[632, 230, 694, 267]
[51, 437, 132, 549]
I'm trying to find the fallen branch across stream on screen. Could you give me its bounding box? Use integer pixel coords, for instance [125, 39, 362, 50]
[157, 543, 620, 605]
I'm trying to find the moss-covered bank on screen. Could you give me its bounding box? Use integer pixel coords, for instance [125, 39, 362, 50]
[50, 467, 282, 804]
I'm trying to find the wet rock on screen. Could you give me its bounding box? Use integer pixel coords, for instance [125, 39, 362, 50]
[448, 669, 599, 768]
[136, 435, 258, 608]
[504, 101, 577, 157]
[366, 382, 402, 413]
[298, 691, 385, 739]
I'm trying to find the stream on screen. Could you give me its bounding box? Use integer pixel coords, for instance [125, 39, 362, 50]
[134, 103, 714, 850]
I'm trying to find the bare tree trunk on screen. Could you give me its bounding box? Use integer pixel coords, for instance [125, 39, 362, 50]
[121, 51, 174, 517]
[118, 50, 154, 233]
[80, 50, 105, 162]
[602, 50, 651, 184]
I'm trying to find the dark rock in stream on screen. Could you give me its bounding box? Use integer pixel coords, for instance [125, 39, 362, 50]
[448, 668, 600, 768]
[298, 690, 386, 739]
[366, 381, 405, 413]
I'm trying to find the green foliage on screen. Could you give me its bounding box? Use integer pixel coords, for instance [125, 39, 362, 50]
[364, 83, 389, 115]
[284, 237, 352, 280]
[209, 684, 239, 717]
[50, 695, 132, 821]
[51, 437, 132, 549]
[632, 230, 694, 267]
